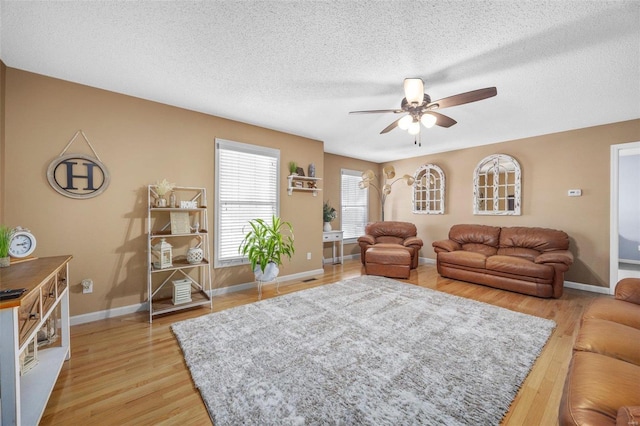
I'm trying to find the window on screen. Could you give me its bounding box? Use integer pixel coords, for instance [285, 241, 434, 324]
[215, 139, 280, 267]
[341, 169, 368, 242]
[413, 164, 445, 214]
[473, 153, 521, 215]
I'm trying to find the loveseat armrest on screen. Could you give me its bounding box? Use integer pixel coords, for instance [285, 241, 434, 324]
[403, 236, 424, 248]
[535, 250, 574, 267]
[617, 406, 640, 425]
[432, 239, 461, 253]
[615, 278, 640, 305]
[358, 235, 375, 246]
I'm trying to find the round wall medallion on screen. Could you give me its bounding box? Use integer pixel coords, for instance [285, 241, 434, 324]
[47, 154, 110, 199]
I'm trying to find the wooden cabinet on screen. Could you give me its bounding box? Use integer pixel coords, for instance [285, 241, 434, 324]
[147, 185, 212, 322]
[0, 255, 72, 426]
[287, 175, 322, 196]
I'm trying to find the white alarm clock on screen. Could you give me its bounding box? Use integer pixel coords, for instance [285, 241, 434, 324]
[9, 227, 37, 258]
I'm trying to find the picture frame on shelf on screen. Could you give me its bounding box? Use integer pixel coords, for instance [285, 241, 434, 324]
[170, 212, 191, 234]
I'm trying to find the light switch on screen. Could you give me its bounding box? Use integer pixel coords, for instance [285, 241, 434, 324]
[568, 189, 582, 197]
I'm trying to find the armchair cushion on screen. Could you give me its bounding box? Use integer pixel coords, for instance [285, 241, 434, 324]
[615, 278, 640, 305]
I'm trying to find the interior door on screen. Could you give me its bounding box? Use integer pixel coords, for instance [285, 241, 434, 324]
[610, 141, 640, 293]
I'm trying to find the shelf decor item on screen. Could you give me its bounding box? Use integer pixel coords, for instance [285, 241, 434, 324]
[187, 246, 204, 264]
[152, 238, 173, 269]
[0, 225, 14, 267]
[154, 179, 175, 207]
[172, 279, 192, 305]
[288, 161, 298, 175]
[323, 201, 337, 232]
[308, 163, 316, 177]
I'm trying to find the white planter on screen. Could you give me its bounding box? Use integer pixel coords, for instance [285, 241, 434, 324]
[323, 222, 332, 232]
[254, 262, 279, 282]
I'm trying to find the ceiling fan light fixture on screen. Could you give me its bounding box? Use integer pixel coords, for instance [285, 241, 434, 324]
[398, 115, 413, 130]
[403, 78, 424, 105]
[420, 113, 437, 129]
[408, 121, 421, 135]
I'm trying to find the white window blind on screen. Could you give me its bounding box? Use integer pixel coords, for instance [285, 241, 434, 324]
[215, 139, 280, 267]
[341, 169, 368, 241]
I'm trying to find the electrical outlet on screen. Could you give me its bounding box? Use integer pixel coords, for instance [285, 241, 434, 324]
[81, 279, 93, 294]
[307, 252, 312, 260]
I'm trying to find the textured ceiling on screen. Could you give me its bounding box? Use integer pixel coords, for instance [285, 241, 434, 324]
[1, 1, 639, 162]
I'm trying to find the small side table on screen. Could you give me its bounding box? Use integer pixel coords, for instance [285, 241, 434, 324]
[323, 230, 344, 264]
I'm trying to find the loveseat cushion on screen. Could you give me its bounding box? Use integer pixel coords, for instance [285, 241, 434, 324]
[500, 226, 570, 252]
[559, 351, 640, 426]
[583, 297, 640, 330]
[437, 250, 487, 269]
[616, 278, 640, 305]
[486, 255, 554, 281]
[574, 318, 640, 365]
[448, 224, 500, 256]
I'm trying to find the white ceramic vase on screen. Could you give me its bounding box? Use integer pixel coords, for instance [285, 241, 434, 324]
[323, 222, 332, 232]
[186, 247, 204, 264]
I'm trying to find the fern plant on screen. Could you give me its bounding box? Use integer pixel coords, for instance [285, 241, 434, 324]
[239, 215, 295, 274]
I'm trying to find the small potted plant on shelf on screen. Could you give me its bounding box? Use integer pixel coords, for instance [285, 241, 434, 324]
[323, 201, 337, 232]
[0, 225, 15, 267]
[288, 161, 298, 176]
[239, 215, 295, 282]
[154, 179, 175, 207]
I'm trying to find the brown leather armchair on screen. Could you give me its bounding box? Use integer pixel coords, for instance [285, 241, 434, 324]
[358, 221, 423, 269]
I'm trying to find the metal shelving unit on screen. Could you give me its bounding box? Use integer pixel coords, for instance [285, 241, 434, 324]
[146, 185, 212, 322]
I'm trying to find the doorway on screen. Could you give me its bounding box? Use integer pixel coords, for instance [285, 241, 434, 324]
[610, 141, 640, 293]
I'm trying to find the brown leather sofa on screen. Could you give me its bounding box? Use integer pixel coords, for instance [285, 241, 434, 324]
[358, 221, 424, 270]
[559, 278, 640, 425]
[432, 224, 573, 298]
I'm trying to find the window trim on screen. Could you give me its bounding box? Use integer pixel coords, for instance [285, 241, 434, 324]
[214, 138, 280, 268]
[341, 168, 368, 244]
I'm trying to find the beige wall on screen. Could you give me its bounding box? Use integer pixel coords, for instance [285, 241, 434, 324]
[322, 153, 380, 259]
[1, 61, 6, 223]
[3, 65, 638, 317]
[3, 68, 324, 316]
[380, 120, 640, 287]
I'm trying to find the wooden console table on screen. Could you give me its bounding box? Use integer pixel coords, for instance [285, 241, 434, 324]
[0, 255, 72, 426]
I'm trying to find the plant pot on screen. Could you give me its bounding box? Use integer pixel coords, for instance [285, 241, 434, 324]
[156, 197, 167, 207]
[254, 262, 279, 282]
[323, 222, 332, 232]
[0, 256, 10, 268]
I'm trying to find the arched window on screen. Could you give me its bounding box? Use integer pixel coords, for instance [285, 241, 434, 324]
[413, 164, 445, 214]
[473, 154, 521, 215]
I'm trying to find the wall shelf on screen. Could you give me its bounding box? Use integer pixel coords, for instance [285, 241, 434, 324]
[287, 175, 322, 196]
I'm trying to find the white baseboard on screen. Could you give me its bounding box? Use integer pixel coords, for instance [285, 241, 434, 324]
[564, 280, 612, 295]
[71, 303, 147, 326]
[211, 268, 325, 296]
[70, 268, 326, 325]
[323, 253, 360, 264]
[419, 257, 436, 265]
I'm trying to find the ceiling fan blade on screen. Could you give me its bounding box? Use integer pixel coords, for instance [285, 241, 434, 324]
[380, 116, 404, 134]
[349, 109, 403, 114]
[428, 87, 497, 110]
[428, 111, 457, 128]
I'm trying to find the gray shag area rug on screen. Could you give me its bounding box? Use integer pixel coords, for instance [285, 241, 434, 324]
[171, 276, 555, 425]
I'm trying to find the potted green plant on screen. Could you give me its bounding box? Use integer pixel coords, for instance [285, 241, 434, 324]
[323, 201, 337, 232]
[239, 215, 295, 281]
[288, 161, 298, 176]
[0, 225, 15, 267]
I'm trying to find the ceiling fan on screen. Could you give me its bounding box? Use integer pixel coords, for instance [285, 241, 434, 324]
[349, 78, 497, 136]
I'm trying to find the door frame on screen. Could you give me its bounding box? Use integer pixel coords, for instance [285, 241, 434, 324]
[610, 141, 640, 293]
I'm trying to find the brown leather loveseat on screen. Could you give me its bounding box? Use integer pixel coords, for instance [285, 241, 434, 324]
[432, 224, 573, 298]
[559, 278, 640, 425]
[358, 222, 424, 278]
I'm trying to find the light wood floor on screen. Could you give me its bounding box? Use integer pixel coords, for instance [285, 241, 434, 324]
[41, 260, 601, 425]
